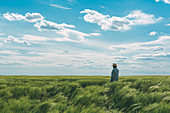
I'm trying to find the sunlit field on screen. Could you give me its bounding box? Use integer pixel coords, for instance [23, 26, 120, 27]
[0, 76, 169, 113]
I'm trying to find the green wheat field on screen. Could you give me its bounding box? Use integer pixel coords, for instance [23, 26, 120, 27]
[0, 76, 169, 113]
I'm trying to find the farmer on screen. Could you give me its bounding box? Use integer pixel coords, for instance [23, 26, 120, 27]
[110, 63, 119, 82]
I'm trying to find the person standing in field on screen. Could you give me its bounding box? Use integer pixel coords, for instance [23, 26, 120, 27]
[110, 63, 119, 82]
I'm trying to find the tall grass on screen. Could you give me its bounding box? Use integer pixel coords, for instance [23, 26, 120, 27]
[0, 76, 169, 113]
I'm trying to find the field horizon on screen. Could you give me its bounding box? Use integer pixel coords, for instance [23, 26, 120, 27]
[0, 75, 170, 77]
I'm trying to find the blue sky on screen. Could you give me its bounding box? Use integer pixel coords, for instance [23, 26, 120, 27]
[0, 0, 170, 75]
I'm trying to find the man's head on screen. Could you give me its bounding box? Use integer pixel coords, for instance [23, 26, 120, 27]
[112, 63, 117, 68]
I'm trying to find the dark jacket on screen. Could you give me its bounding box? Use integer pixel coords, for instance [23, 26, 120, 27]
[110, 68, 119, 82]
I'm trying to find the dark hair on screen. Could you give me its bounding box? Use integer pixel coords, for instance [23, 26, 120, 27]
[113, 66, 117, 68]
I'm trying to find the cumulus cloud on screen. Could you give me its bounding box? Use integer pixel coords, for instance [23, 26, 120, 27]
[33, 20, 100, 42]
[155, 0, 170, 4]
[80, 9, 130, 31]
[164, 0, 170, 3]
[125, 10, 162, 25]
[33, 19, 100, 42]
[3, 12, 43, 22]
[4, 36, 31, 45]
[34, 20, 75, 31]
[148, 31, 158, 36]
[25, 13, 44, 22]
[3, 12, 100, 43]
[80, 9, 162, 31]
[3, 12, 25, 21]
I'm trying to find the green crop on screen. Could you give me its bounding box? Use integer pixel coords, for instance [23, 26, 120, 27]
[0, 75, 169, 113]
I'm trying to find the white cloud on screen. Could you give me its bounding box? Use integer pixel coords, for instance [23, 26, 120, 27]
[25, 13, 44, 22]
[80, 9, 162, 31]
[0, 54, 44, 65]
[0, 60, 25, 65]
[0, 33, 5, 36]
[3, 12, 100, 43]
[99, 5, 105, 9]
[0, 50, 112, 68]
[153, 52, 170, 57]
[55, 29, 100, 42]
[112, 56, 128, 62]
[126, 10, 163, 25]
[130, 65, 142, 68]
[164, 0, 170, 4]
[1, 34, 51, 45]
[113, 56, 128, 59]
[34, 20, 100, 42]
[80, 9, 130, 31]
[108, 35, 170, 65]
[21, 35, 51, 44]
[166, 24, 170, 26]
[0, 50, 20, 55]
[108, 36, 170, 51]
[50, 4, 71, 10]
[4, 36, 31, 45]
[55, 29, 87, 42]
[134, 52, 170, 60]
[116, 50, 127, 54]
[3, 12, 25, 21]
[34, 20, 75, 31]
[155, 0, 170, 4]
[108, 35, 170, 63]
[3, 12, 44, 23]
[148, 31, 158, 36]
[22, 35, 49, 41]
[89, 33, 101, 36]
[150, 46, 163, 51]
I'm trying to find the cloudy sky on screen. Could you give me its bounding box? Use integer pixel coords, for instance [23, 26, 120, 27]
[0, 0, 170, 75]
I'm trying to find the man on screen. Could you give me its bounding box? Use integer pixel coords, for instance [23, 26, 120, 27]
[110, 63, 119, 82]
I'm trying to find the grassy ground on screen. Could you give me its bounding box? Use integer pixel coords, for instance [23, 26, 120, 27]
[0, 75, 169, 113]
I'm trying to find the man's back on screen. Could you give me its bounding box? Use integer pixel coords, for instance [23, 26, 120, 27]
[110, 67, 119, 82]
[112, 68, 119, 81]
